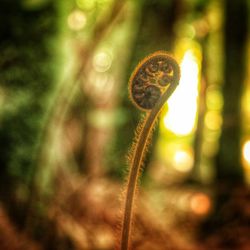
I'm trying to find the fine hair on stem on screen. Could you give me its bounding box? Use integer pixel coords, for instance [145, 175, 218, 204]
[119, 51, 180, 250]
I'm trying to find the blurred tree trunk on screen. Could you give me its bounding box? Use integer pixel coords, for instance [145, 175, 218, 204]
[201, 0, 248, 238]
[192, 38, 208, 183]
[0, 0, 65, 226]
[215, 0, 247, 186]
[133, 0, 179, 55]
[184, 1, 210, 184]
[110, 0, 180, 178]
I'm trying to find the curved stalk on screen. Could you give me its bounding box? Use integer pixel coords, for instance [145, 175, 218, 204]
[120, 51, 180, 250]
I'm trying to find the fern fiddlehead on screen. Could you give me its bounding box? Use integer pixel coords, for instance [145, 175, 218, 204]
[120, 51, 180, 250]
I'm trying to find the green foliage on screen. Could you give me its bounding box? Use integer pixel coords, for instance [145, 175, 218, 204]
[0, 0, 65, 197]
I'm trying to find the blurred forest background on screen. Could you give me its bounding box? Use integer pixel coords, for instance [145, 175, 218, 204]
[1, 0, 250, 249]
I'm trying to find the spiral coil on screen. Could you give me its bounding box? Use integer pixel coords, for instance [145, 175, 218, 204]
[120, 51, 180, 250]
[129, 51, 180, 111]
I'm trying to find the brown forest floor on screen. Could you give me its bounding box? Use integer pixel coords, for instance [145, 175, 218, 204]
[1, 173, 250, 250]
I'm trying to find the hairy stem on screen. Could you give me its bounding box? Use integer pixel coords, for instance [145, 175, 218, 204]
[120, 83, 178, 250]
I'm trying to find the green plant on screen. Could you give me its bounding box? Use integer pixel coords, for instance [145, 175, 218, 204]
[119, 51, 180, 250]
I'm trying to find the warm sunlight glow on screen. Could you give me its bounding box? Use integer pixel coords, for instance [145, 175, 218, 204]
[93, 51, 113, 72]
[204, 111, 222, 131]
[173, 150, 193, 172]
[68, 10, 87, 31]
[190, 193, 211, 215]
[206, 89, 223, 110]
[163, 50, 200, 135]
[243, 140, 250, 165]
